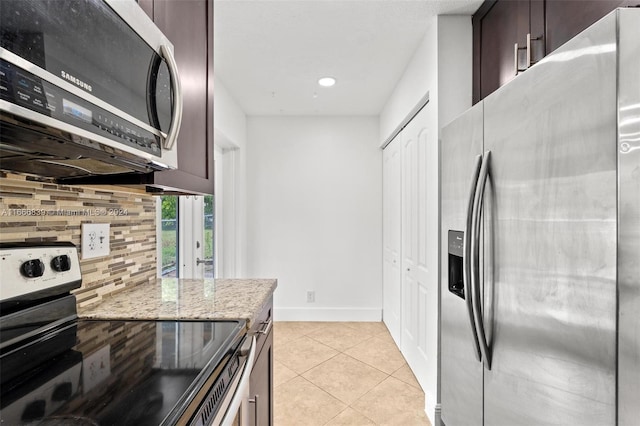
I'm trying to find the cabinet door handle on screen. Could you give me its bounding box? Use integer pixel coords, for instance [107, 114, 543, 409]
[257, 319, 272, 335]
[249, 394, 259, 426]
[526, 33, 532, 68]
[159, 44, 183, 150]
[514, 42, 527, 75]
[527, 33, 544, 68]
[516, 34, 544, 75]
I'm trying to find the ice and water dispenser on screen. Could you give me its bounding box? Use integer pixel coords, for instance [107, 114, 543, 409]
[448, 230, 465, 299]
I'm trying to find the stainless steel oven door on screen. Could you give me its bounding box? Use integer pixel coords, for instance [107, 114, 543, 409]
[210, 336, 256, 426]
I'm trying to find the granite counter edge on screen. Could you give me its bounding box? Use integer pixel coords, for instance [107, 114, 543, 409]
[78, 278, 277, 329]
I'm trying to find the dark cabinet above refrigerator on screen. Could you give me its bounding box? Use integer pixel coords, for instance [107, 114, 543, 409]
[472, 0, 638, 104]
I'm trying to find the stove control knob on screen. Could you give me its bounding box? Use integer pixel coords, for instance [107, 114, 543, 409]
[22, 400, 46, 422]
[20, 259, 45, 278]
[51, 255, 71, 272]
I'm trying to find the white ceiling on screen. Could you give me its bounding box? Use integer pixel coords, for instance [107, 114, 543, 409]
[213, 0, 482, 116]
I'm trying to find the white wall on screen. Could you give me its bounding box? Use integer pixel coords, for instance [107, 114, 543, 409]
[246, 116, 382, 321]
[213, 77, 248, 277]
[433, 15, 473, 425]
[379, 19, 437, 147]
[214, 77, 247, 151]
[437, 16, 473, 134]
[379, 15, 471, 143]
[378, 14, 472, 426]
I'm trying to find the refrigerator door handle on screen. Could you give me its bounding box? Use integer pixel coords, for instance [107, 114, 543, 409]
[464, 154, 483, 362]
[472, 150, 492, 370]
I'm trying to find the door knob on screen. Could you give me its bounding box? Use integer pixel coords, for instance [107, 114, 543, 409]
[196, 258, 213, 266]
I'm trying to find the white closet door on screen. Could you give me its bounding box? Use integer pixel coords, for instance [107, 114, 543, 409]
[400, 105, 436, 410]
[383, 135, 402, 347]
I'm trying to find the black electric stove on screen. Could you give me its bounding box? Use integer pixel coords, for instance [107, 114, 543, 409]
[0, 242, 248, 426]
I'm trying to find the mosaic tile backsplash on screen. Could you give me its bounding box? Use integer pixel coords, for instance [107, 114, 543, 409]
[0, 172, 157, 308]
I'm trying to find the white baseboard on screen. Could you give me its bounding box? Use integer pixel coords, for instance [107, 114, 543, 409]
[433, 403, 442, 426]
[274, 307, 382, 322]
[424, 396, 437, 426]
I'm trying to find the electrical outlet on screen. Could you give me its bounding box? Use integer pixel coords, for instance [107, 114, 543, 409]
[82, 345, 110, 393]
[82, 223, 110, 259]
[307, 290, 315, 303]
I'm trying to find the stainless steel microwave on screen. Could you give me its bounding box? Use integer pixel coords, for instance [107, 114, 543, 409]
[0, 0, 182, 179]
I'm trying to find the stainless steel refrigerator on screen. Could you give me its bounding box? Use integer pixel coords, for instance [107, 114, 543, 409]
[440, 8, 639, 426]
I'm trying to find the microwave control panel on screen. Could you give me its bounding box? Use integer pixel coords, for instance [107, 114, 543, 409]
[0, 59, 160, 156]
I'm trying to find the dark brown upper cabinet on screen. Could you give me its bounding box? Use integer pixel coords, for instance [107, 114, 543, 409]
[473, 0, 544, 103]
[135, 0, 215, 195]
[545, 0, 637, 54]
[473, 0, 637, 104]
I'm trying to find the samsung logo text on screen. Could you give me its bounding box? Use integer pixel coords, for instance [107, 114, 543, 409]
[60, 71, 92, 92]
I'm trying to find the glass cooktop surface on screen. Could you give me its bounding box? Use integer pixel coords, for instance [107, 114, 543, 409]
[0, 318, 245, 426]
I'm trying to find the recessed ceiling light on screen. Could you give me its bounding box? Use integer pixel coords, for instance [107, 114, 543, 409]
[318, 77, 336, 87]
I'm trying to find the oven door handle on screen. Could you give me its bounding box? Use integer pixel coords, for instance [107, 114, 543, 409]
[220, 335, 256, 426]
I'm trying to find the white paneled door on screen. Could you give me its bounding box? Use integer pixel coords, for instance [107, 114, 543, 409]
[384, 104, 437, 415]
[401, 106, 431, 387]
[383, 136, 402, 347]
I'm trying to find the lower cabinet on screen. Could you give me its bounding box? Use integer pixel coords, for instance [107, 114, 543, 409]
[248, 297, 273, 426]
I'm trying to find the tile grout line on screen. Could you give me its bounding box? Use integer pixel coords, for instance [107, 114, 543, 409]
[273, 322, 430, 426]
[275, 325, 406, 383]
[319, 337, 389, 426]
[296, 350, 342, 376]
[323, 332, 391, 426]
[304, 330, 378, 352]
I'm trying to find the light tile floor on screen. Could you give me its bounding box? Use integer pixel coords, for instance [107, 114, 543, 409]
[273, 321, 431, 426]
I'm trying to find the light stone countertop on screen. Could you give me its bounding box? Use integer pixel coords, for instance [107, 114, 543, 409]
[78, 278, 277, 329]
